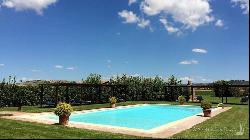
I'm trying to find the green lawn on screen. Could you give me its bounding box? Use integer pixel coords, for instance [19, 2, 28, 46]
[171, 105, 249, 139]
[0, 101, 249, 139]
[0, 101, 195, 113]
[0, 118, 142, 139]
[195, 90, 243, 104]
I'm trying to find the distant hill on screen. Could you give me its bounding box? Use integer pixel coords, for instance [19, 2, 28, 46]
[193, 80, 249, 86]
[17, 80, 79, 86]
[228, 80, 249, 85]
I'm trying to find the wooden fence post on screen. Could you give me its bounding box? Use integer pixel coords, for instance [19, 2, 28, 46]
[40, 85, 44, 108]
[191, 86, 194, 102]
[55, 85, 59, 106]
[66, 86, 70, 104]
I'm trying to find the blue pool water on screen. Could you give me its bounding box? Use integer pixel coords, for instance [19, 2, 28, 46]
[47, 105, 202, 130]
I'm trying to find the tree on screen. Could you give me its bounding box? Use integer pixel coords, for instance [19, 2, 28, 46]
[85, 73, 102, 84]
[166, 75, 182, 101]
[213, 80, 241, 103]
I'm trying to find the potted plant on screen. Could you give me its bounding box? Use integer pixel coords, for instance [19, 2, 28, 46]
[109, 97, 117, 108]
[201, 101, 212, 117]
[54, 102, 73, 125]
[217, 103, 224, 109]
[178, 95, 185, 105]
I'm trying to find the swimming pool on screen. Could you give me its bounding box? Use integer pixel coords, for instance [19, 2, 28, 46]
[45, 104, 203, 130]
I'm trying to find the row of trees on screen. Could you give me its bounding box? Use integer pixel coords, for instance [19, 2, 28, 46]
[213, 80, 249, 97]
[0, 74, 187, 107]
[0, 74, 249, 107]
[0, 76, 40, 109]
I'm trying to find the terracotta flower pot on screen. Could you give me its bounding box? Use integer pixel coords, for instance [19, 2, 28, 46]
[179, 102, 184, 105]
[110, 103, 116, 108]
[203, 109, 212, 117]
[59, 114, 69, 125]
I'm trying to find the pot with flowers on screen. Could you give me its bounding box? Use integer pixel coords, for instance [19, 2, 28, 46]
[201, 101, 212, 117]
[178, 95, 186, 105]
[54, 102, 73, 125]
[109, 97, 117, 108]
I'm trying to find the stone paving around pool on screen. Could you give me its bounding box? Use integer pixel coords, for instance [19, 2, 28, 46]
[0, 105, 232, 138]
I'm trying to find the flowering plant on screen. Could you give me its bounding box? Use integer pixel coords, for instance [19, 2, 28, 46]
[178, 95, 186, 103]
[109, 97, 117, 104]
[54, 102, 73, 116]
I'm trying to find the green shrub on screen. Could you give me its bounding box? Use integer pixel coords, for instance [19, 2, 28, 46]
[197, 96, 203, 102]
[213, 80, 245, 97]
[109, 97, 117, 104]
[178, 95, 185, 103]
[54, 102, 73, 116]
[201, 101, 212, 110]
[217, 103, 224, 108]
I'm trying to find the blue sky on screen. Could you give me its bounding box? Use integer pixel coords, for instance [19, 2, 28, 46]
[0, 0, 249, 83]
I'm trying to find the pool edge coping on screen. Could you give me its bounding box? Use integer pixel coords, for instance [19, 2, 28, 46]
[0, 104, 232, 138]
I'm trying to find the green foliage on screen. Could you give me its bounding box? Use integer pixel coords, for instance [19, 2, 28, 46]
[217, 103, 224, 108]
[109, 97, 117, 104]
[85, 73, 101, 84]
[54, 102, 73, 116]
[178, 95, 186, 103]
[109, 74, 167, 101]
[0, 76, 40, 108]
[0, 74, 184, 107]
[201, 100, 212, 110]
[167, 75, 182, 85]
[197, 96, 203, 102]
[2, 74, 247, 107]
[213, 80, 244, 97]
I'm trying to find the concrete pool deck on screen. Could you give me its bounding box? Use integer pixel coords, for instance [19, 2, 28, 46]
[0, 104, 232, 138]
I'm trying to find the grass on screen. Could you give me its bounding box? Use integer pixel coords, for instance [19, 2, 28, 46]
[0, 101, 196, 113]
[195, 90, 243, 104]
[171, 105, 249, 139]
[0, 95, 249, 139]
[0, 118, 142, 139]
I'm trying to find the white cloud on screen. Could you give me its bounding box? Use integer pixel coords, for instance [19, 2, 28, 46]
[1, 0, 58, 15]
[140, 0, 214, 30]
[215, 19, 224, 27]
[180, 76, 193, 81]
[231, 0, 249, 14]
[131, 73, 140, 77]
[31, 69, 41, 72]
[18, 77, 33, 82]
[128, 0, 137, 6]
[137, 18, 151, 28]
[107, 59, 112, 63]
[192, 48, 207, 53]
[137, 19, 150, 28]
[159, 18, 182, 35]
[118, 10, 151, 29]
[180, 76, 212, 83]
[179, 60, 199, 65]
[65, 67, 75, 70]
[201, 78, 208, 81]
[118, 10, 139, 23]
[0, 64, 4, 67]
[54, 65, 63, 69]
[102, 76, 110, 80]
